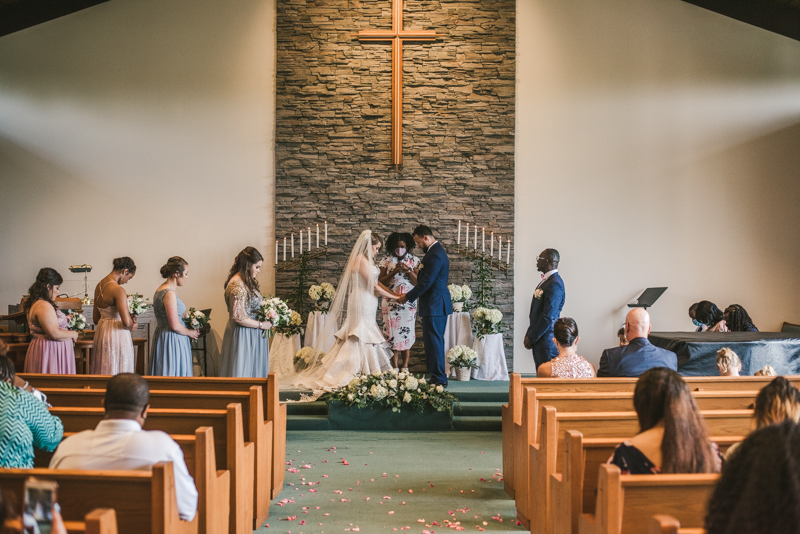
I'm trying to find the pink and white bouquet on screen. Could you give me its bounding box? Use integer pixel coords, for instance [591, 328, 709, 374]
[256, 297, 292, 338]
[65, 311, 88, 334]
[183, 308, 209, 331]
[127, 293, 151, 316]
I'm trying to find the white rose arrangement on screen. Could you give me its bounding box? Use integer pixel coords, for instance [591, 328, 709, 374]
[256, 297, 292, 338]
[448, 284, 473, 303]
[309, 282, 336, 312]
[127, 293, 151, 316]
[320, 370, 456, 414]
[472, 306, 504, 339]
[293, 346, 323, 372]
[183, 308, 209, 331]
[65, 311, 87, 334]
[447, 345, 480, 370]
[275, 310, 304, 337]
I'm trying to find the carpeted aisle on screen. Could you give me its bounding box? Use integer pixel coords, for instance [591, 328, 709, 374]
[257, 431, 525, 533]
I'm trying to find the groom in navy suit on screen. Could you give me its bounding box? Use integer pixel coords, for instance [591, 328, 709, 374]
[398, 225, 452, 386]
[524, 248, 565, 369]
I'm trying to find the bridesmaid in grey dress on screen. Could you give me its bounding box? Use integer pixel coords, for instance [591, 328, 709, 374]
[220, 247, 269, 377]
[149, 257, 199, 376]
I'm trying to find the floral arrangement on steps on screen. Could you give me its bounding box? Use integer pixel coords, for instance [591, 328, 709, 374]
[256, 297, 292, 338]
[321, 370, 457, 415]
[472, 306, 504, 340]
[274, 310, 304, 337]
[447, 345, 480, 381]
[293, 346, 323, 372]
[309, 282, 335, 312]
[447, 284, 473, 312]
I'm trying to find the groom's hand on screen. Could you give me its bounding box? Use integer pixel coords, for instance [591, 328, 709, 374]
[523, 335, 532, 350]
[397, 295, 408, 305]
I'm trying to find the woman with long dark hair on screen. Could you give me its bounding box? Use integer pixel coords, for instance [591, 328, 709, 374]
[92, 257, 138, 374]
[536, 318, 595, 378]
[608, 367, 721, 474]
[23, 268, 78, 374]
[149, 257, 199, 377]
[220, 247, 270, 377]
[723, 304, 758, 333]
[695, 301, 728, 332]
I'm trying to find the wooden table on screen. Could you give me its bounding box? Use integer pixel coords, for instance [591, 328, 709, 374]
[6, 339, 146, 375]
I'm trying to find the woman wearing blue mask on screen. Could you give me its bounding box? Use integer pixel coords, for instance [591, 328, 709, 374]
[689, 302, 706, 332]
[378, 232, 420, 372]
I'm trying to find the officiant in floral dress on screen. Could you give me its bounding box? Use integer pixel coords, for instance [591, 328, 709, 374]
[378, 232, 420, 372]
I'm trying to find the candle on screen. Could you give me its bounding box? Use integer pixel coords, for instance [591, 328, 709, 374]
[283, 236, 287, 261]
[275, 240, 278, 265]
[316, 224, 320, 248]
[498, 236, 502, 261]
[507, 238, 511, 264]
[291, 233, 295, 258]
[325, 221, 328, 246]
[466, 223, 469, 249]
[300, 230, 303, 253]
[308, 227, 311, 252]
[457, 220, 461, 245]
[474, 225, 478, 250]
[482, 228, 485, 253]
[490, 232, 494, 257]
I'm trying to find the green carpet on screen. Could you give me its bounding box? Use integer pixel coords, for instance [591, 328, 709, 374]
[257, 431, 525, 533]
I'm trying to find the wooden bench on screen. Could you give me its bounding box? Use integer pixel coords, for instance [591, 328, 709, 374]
[517, 403, 751, 531]
[4, 508, 118, 534]
[49, 405, 253, 534]
[650, 515, 705, 534]
[0, 463, 196, 534]
[21, 373, 287, 501]
[579, 464, 718, 534]
[40, 386, 273, 529]
[549, 430, 739, 534]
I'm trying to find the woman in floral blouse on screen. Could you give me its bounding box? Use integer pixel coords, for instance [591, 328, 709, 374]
[378, 232, 420, 372]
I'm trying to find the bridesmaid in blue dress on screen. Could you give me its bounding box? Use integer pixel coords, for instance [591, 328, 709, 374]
[148, 257, 199, 376]
[220, 247, 269, 377]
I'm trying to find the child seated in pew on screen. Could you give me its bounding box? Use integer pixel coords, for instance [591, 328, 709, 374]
[705, 420, 800, 534]
[716, 348, 742, 377]
[608, 367, 722, 474]
[724, 376, 800, 460]
[48, 373, 198, 521]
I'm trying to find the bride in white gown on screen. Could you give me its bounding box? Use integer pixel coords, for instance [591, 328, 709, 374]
[291, 230, 400, 390]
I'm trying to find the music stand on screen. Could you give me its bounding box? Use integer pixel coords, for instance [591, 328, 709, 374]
[190, 309, 212, 376]
[627, 287, 667, 309]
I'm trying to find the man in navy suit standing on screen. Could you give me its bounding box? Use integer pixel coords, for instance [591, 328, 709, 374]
[524, 249, 565, 369]
[399, 225, 452, 386]
[597, 308, 677, 377]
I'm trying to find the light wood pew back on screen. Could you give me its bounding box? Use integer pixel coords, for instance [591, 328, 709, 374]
[5, 508, 118, 534]
[649, 515, 705, 534]
[41, 386, 273, 529]
[0, 463, 196, 534]
[22, 373, 287, 501]
[579, 464, 717, 534]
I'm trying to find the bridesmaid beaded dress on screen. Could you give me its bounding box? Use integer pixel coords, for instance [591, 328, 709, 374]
[24, 308, 76, 374]
[220, 278, 268, 377]
[148, 289, 193, 377]
[91, 283, 135, 375]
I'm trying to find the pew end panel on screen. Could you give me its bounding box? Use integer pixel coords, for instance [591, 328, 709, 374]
[528, 405, 558, 534]
[267, 372, 286, 499]
[227, 403, 255, 534]
[195, 426, 231, 534]
[249, 385, 272, 528]
[512, 387, 539, 528]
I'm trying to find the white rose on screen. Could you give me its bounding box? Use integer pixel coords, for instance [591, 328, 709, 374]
[404, 377, 419, 391]
[388, 379, 397, 389]
[403, 392, 412, 403]
[436, 385, 444, 393]
[419, 378, 426, 385]
[347, 393, 354, 401]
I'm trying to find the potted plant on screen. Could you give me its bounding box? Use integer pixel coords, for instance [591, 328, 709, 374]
[448, 284, 472, 312]
[447, 345, 480, 381]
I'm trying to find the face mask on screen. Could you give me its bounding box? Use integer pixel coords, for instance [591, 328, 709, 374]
[395, 247, 406, 257]
[692, 319, 703, 327]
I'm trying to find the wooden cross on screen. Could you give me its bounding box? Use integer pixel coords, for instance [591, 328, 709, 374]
[356, 0, 442, 170]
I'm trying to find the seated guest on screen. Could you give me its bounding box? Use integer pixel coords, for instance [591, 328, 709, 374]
[0, 355, 63, 468]
[723, 304, 758, 333]
[50, 373, 198, 521]
[608, 367, 721, 474]
[689, 302, 706, 332]
[705, 420, 800, 534]
[597, 308, 677, 377]
[0, 340, 48, 404]
[725, 376, 800, 460]
[537, 318, 596, 378]
[716, 348, 742, 377]
[617, 327, 628, 346]
[754, 364, 777, 377]
[695, 300, 728, 332]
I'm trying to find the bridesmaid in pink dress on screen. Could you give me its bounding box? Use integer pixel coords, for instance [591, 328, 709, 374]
[24, 268, 79, 374]
[91, 257, 137, 375]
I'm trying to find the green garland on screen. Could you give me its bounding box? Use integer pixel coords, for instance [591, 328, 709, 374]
[473, 254, 496, 308]
[289, 252, 313, 317]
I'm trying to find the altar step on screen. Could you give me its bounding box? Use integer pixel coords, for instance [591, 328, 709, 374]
[282, 379, 508, 431]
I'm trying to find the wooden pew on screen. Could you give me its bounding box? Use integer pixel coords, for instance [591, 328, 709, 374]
[549, 430, 738, 534]
[579, 464, 718, 534]
[5, 508, 119, 534]
[50, 405, 253, 534]
[21, 373, 287, 501]
[518, 403, 751, 531]
[40, 386, 273, 529]
[649, 515, 705, 534]
[0, 463, 196, 534]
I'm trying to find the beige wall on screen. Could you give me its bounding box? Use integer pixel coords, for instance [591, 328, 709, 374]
[515, 0, 800, 372]
[0, 0, 276, 374]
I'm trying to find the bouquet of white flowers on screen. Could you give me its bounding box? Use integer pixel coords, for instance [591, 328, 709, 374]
[127, 293, 151, 316]
[293, 346, 323, 372]
[183, 308, 209, 331]
[472, 306, 504, 339]
[308, 282, 335, 312]
[256, 297, 292, 338]
[321, 369, 456, 414]
[448, 284, 472, 303]
[447, 345, 480, 369]
[275, 310, 303, 337]
[65, 311, 87, 334]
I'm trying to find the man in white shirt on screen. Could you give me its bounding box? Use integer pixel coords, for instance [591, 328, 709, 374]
[49, 373, 198, 521]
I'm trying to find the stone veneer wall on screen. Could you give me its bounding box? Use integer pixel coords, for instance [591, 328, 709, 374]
[275, 0, 516, 371]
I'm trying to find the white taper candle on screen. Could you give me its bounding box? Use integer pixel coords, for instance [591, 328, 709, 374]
[291, 233, 295, 258]
[283, 237, 287, 261]
[507, 238, 511, 264]
[457, 220, 461, 245]
[490, 232, 494, 257]
[316, 224, 320, 248]
[474, 225, 478, 249]
[325, 221, 328, 246]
